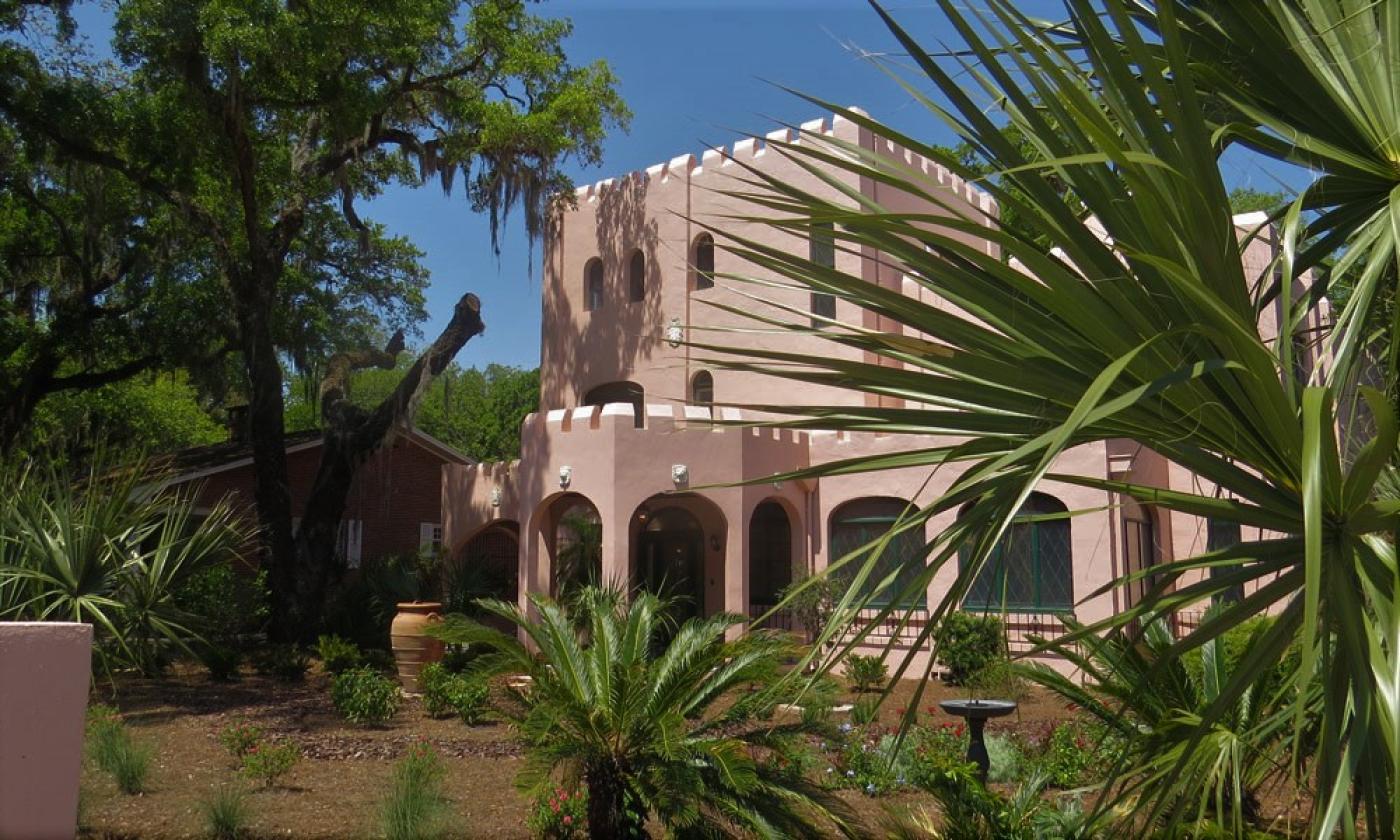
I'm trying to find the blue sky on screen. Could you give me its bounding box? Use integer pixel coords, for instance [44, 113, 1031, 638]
[66, 1, 1305, 371]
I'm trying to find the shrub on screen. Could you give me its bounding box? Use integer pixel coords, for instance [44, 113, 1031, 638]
[799, 675, 839, 727]
[86, 706, 153, 795]
[316, 634, 363, 675]
[527, 785, 588, 839]
[218, 721, 264, 761]
[850, 694, 880, 726]
[909, 721, 971, 790]
[964, 658, 1031, 702]
[331, 667, 402, 725]
[935, 612, 1005, 685]
[240, 740, 300, 788]
[777, 573, 840, 646]
[176, 565, 270, 652]
[1039, 721, 1093, 788]
[844, 653, 888, 693]
[420, 663, 490, 724]
[198, 643, 243, 682]
[201, 785, 250, 840]
[984, 733, 1024, 784]
[379, 742, 450, 840]
[253, 644, 310, 682]
[836, 732, 915, 796]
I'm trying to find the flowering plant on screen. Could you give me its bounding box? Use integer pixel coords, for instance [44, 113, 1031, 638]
[240, 739, 300, 788]
[219, 720, 264, 760]
[527, 784, 587, 839]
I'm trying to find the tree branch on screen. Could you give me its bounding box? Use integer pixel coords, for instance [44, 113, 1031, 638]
[47, 355, 157, 393]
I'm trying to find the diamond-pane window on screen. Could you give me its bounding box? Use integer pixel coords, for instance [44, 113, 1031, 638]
[830, 498, 927, 609]
[959, 493, 1072, 613]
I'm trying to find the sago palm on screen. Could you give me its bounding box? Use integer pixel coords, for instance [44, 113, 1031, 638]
[430, 586, 854, 839]
[689, 0, 1399, 836]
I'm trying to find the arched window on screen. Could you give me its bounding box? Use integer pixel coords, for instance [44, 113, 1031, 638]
[959, 493, 1072, 613]
[584, 380, 644, 428]
[829, 497, 927, 609]
[809, 222, 836, 327]
[692, 233, 715, 290]
[690, 371, 713, 406]
[584, 258, 604, 312]
[628, 250, 646, 303]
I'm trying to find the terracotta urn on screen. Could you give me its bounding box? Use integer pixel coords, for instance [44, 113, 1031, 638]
[390, 601, 445, 693]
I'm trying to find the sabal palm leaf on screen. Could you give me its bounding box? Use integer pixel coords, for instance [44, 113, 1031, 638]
[690, 0, 1398, 836]
[431, 587, 854, 838]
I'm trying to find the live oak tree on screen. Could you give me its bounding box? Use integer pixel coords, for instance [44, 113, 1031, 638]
[0, 0, 626, 637]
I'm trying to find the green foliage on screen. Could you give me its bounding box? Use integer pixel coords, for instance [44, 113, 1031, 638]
[984, 733, 1025, 785]
[527, 785, 588, 839]
[239, 740, 300, 789]
[935, 613, 1006, 686]
[321, 554, 427, 651]
[0, 455, 250, 676]
[289, 363, 540, 463]
[331, 667, 402, 726]
[176, 565, 269, 680]
[965, 659, 1032, 703]
[218, 721, 264, 762]
[253, 644, 310, 683]
[895, 768, 1076, 840]
[379, 743, 450, 840]
[86, 706, 153, 795]
[315, 634, 363, 675]
[799, 675, 840, 727]
[710, 1, 1400, 835]
[778, 572, 840, 646]
[419, 662, 490, 724]
[1038, 722, 1094, 789]
[200, 784, 251, 840]
[844, 653, 888, 693]
[18, 375, 227, 465]
[429, 585, 853, 838]
[850, 695, 880, 727]
[1225, 188, 1289, 216]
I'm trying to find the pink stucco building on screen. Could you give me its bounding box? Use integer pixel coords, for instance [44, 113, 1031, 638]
[441, 110, 1305, 672]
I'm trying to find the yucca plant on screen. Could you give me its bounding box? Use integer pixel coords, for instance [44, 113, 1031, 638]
[688, 1, 1399, 836]
[430, 586, 854, 838]
[0, 455, 250, 675]
[1020, 616, 1304, 834]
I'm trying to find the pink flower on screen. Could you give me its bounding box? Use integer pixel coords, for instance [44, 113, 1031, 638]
[563, 815, 573, 826]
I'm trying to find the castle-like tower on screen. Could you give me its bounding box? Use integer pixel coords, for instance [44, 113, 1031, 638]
[442, 110, 1295, 672]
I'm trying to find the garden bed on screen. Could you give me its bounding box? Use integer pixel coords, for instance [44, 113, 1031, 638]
[79, 664, 1077, 839]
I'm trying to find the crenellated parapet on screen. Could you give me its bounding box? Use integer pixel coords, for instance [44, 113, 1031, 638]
[569, 109, 996, 216]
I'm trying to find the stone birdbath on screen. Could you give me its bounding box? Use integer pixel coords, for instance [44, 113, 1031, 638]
[938, 698, 1018, 782]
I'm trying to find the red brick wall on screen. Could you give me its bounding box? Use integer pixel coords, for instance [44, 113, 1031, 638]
[183, 436, 452, 565]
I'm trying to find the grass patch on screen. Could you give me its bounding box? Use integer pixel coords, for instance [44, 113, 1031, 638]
[87, 705, 154, 795]
[201, 784, 251, 839]
[379, 743, 450, 840]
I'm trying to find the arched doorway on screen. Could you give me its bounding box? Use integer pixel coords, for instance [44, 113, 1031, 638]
[451, 521, 519, 631]
[748, 500, 794, 627]
[550, 495, 602, 596]
[633, 506, 705, 623]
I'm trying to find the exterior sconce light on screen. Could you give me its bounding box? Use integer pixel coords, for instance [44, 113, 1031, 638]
[671, 464, 689, 486]
[665, 318, 684, 348]
[558, 465, 572, 489]
[490, 487, 502, 508]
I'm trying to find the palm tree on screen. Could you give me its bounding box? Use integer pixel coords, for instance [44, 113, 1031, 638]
[690, 1, 1398, 835]
[430, 586, 854, 838]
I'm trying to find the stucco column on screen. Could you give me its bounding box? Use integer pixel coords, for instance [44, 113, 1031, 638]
[0, 622, 92, 840]
[723, 495, 747, 635]
[601, 501, 632, 593]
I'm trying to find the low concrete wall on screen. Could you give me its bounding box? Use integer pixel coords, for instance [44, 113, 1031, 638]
[0, 622, 93, 840]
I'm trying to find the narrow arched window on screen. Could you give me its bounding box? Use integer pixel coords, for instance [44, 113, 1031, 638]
[809, 222, 836, 327]
[584, 258, 604, 312]
[693, 233, 715, 290]
[690, 371, 713, 406]
[628, 250, 646, 303]
[959, 492, 1072, 613]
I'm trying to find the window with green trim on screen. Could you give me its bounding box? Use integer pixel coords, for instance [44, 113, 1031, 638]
[960, 493, 1072, 613]
[829, 498, 927, 609]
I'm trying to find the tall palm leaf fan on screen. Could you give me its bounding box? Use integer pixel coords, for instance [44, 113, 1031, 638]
[685, 1, 1400, 837]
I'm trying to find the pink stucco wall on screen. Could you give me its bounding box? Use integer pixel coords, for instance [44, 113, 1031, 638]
[444, 109, 1316, 676]
[0, 622, 92, 840]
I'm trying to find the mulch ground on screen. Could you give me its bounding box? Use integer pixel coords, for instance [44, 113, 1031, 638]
[76, 663, 1288, 839]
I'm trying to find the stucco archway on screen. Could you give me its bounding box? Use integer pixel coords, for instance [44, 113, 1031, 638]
[629, 493, 727, 620]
